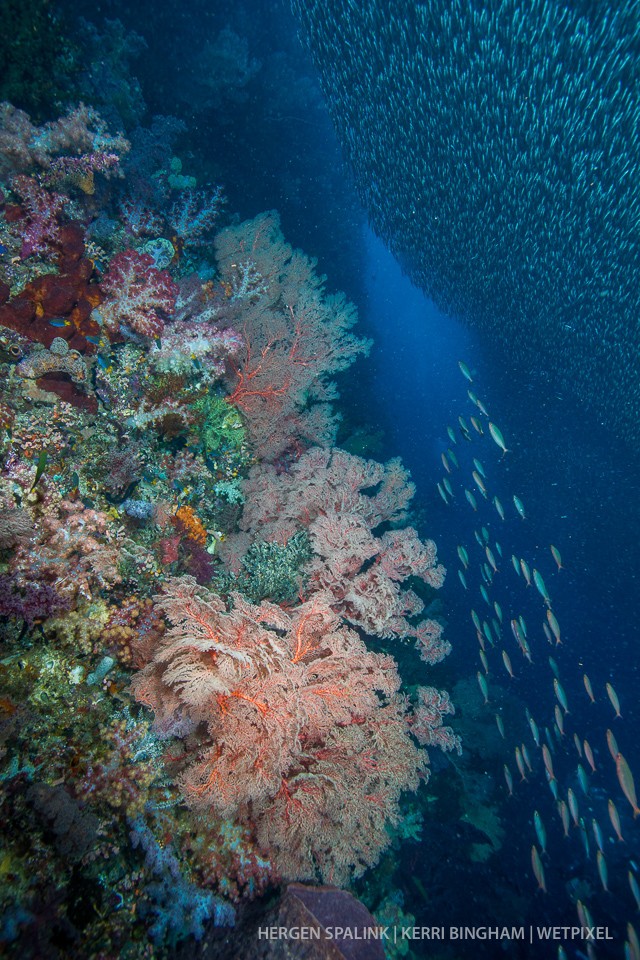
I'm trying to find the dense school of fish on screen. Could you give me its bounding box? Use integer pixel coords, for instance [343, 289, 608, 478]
[291, 0, 640, 445]
[442, 359, 640, 956]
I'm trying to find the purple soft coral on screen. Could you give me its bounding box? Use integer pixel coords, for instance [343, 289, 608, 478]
[0, 574, 69, 624]
[10, 176, 65, 259]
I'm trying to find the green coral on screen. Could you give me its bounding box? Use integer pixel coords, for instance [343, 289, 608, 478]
[195, 394, 246, 453]
[213, 478, 245, 504]
[219, 532, 312, 605]
[167, 156, 197, 191]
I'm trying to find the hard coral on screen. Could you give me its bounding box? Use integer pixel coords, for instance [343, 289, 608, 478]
[17, 339, 88, 384]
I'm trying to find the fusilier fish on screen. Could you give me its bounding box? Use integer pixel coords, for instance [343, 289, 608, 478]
[488, 422, 509, 456]
[546, 609, 561, 644]
[553, 678, 569, 713]
[567, 787, 580, 827]
[533, 811, 546, 854]
[583, 740, 596, 773]
[583, 674, 595, 703]
[616, 753, 640, 817]
[606, 682, 622, 718]
[592, 818, 604, 854]
[558, 800, 570, 837]
[533, 569, 551, 607]
[472, 470, 487, 497]
[465, 489, 478, 511]
[502, 650, 514, 679]
[542, 744, 556, 782]
[597, 850, 609, 892]
[520, 559, 532, 586]
[477, 671, 489, 704]
[531, 845, 547, 893]
[458, 360, 473, 382]
[504, 764, 513, 795]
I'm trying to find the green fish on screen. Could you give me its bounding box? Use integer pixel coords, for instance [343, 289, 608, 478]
[488, 421, 509, 457]
[458, 359, 473, 383]
[554, 678, 569, 713]
[513, 495, 526, 519]
[533, 568, 551, 607]
[30, 450, 48, 491]
[464, 488, 477, 511]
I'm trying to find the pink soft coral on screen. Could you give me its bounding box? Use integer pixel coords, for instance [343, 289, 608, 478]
[98, 249, 178, 339]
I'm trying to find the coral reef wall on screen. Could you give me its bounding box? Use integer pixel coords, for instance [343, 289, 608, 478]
[0, 81, 457, 956]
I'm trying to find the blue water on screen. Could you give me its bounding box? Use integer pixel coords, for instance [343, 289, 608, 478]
[357, 219, 640, 953]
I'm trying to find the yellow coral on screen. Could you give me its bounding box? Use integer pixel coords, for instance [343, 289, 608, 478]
[174, 504, 207, 545]
[44, 600, 110, 655]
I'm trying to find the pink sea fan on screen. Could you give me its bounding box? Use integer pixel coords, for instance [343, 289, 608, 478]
[98, 249, 179, 339]
[132, 577, 428, 883]
[410, 686, 461, 755]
